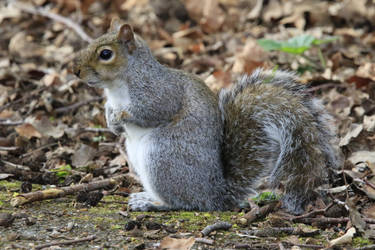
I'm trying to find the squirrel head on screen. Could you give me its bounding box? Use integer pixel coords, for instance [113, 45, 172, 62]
[73, 19, 137, 88]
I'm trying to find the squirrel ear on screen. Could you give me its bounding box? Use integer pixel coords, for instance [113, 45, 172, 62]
[118, 24, 136, 54]
[109, 17, 125, 32]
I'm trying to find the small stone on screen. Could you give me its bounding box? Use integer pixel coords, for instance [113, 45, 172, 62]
[239, 218, 248, 225]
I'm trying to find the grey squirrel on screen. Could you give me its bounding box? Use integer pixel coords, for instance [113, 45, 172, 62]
[73, 19, 340, 214]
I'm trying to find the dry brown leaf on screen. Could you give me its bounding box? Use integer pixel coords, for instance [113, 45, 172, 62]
[347, 198, 366, 233]
[356, 62, 375, 82]
[15, 123, 42, 139]
[262, 0, 283, 23]
[363, 204, 375, 219]
[71, 144, 97, 168]
[339, 123, 363, 147]
[232, 38, 268, 74]
[9, 32, 45, 59]
[185, 0, 225, 33]
[121, 0, 149, 11]
[364, 115, 375, 132]
[0, 4, 21, 23]
[32, 116, 65, 139]
[159, 237, 195, 250]
[42, 73, 62, 87]
[205, 70, 231, 93]
[348, 151, 375, 166]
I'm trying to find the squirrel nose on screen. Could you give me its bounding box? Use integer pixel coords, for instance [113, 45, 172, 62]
[74, 69, 81, 77]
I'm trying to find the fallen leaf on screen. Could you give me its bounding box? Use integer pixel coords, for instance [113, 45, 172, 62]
[347, 151, 375, 165]
[356, 62, 375, 82]
[339, 123, 363, 147]
[159, 237, 195, 250]
[71, 144, 97, 168]
[15, 123, 42, 139]
[31, 116, 65, 139]
[347, 198, 366, 233]
[232, 38, 268, 74]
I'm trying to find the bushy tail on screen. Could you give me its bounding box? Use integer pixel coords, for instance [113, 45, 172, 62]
[219, 69, 340, 214]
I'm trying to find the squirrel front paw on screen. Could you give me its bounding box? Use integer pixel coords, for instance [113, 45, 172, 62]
[106, 107, 131, 134]
[128, 192, 169, 211]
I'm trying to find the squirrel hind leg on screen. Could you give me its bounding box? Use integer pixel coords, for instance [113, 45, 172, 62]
[128, 192, 171, 211]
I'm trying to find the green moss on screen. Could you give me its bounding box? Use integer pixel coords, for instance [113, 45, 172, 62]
[353, 237, 373, 247]
[0, 180, 22, 190]
[252, 192, 280, 205]
[111, 224, 122, 230]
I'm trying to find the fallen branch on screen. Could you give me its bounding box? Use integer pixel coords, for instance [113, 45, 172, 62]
[243, 201, 281, 224]
[281, 242, 324, 249]
[0, 146, 18, 151]
[290, 202, 334, 222]
[0, 120, 24, 126]
[201, 221, 232, 236]
[195, 238, 214, 245]
[21, 143, 58, 158]
[293, 217, 375, 226]
[13, 3, 93, 43]
[84, 127, 112, 133]
[34, 235, 96, 249]
[11, 174, 127, 206]
[241, 227, 319, 237]
[55, 97, 103, 114]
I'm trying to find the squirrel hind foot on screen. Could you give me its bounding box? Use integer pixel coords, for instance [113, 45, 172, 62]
[128, 192, 170, 212]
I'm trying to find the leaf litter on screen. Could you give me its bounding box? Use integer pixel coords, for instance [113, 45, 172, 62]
[1, 0, 375, 249]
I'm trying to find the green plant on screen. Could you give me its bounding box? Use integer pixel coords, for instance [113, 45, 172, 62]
[51, 164, 72, 182]
[93, 135, 106, 142]
[252, 192, 280, 205]
[257, 34, 337, 71]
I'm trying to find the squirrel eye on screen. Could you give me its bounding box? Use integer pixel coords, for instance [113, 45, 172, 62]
[99, 49, 113, 61]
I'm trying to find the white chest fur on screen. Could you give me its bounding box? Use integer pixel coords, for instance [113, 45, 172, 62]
[104, 80, 131, 109]
[104, 83, 162, 203]
[124, 123, 162, 202]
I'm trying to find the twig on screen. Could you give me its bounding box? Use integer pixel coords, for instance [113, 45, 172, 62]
[364, 178, 375, 191]
[355, 245, 375, 250]
[84, 127, 113, 133]
[281, 242, 324, 249]
[317, 48, 326, 68]
[293, 217, 375, 225]
[0, 146, 18, 151]
[13, 3, 93, 43]
[55, 97, 103, 114]
[21, 143, 57, 158]
[234, 243, 279, 249]
[307, 83, 340, 92]
[195, 238, 214, 245]
[11, 174, 127, 206]
[0, 120, 24, 126]
[1, 159, 30, 171]
[0, 86, 48, 113]
[201, 221, 232, 236]
[34, 235, 96, 249]
[243, 201, 281, 224]
[291, 202, 334, 221]
[241, 227, 319, 237]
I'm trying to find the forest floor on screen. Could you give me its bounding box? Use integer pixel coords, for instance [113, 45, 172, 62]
[1, 0, 375, 249]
